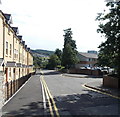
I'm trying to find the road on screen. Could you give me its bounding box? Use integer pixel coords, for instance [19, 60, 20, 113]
[42, 70, 120, 116]
[2, 70, 120, 116]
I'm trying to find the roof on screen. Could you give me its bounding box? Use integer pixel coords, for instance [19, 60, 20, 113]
[22, 41, 25, 45]
[17, 35, 22, 40]
[25, 45, 27, 49]
[27, 47, 30, 51]
[79, 52, 98, 59]
[12, 27, 19, 34]
[4, 13, 11, 20]
[3, 13, 13, 24]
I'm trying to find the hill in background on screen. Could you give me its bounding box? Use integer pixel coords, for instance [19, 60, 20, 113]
[31, 49, 54, 57]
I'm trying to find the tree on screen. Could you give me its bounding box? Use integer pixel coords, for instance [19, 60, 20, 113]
[54, 48, 62, 61]
[96, 2, 120, 77]
[33, 56, 42, 68]
[62, 28, 78, 68]
[46, 54, 61, 69]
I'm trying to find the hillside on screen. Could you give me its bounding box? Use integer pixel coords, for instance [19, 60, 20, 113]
[31, 49, 54, 57]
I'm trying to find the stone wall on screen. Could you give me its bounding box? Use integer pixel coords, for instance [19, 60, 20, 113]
[103, 75, 120, 88]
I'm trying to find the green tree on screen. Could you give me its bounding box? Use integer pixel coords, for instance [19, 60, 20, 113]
[54, 48, 62, 60]
[96, 2, 120, 77]
[46, 54, 61, 69]
[33, 56, 42, 68]
[62, 28, 78, 68]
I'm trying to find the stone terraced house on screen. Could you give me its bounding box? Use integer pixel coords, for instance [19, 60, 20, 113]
[0, 10, 34, 108]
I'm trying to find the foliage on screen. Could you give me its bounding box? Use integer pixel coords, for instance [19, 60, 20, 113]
[56, 65, 65, 70]
[96, 2, 120, 77]
[33, 56, 48, 68]
[33, 56, 42, 68]
[46, 54, 61, 69]
[54, 48, 62, 60]
[62, 28, 78, 68]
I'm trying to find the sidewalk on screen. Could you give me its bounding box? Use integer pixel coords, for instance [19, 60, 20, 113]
[63, 73, 102, 78]
[2, 72, 44, 116]
[85, 80, 120, 98]
[63, 73, 120, 99]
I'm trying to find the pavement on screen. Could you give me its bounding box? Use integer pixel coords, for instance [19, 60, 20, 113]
[2, 71, 44, 116]
[63, 73, 120, 99]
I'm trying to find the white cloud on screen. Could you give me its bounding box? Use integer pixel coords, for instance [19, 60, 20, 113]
[0, 0, 106, 52]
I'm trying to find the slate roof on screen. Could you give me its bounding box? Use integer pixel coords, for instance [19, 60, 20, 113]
[18, 35, 22, 40]
[12, 27, 19, 34]
[22, 41, 25, 45]
[79, 52, 98, 59]
[27, 47, 30, 51]
[25, 45, 27, 49]
[3, 13, 13, 24]
[4, 13, 11, 20]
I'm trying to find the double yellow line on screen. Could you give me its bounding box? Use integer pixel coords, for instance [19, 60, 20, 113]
[40, 71, 60, 117]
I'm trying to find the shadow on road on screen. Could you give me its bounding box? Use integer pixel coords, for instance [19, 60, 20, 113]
[2, 101, 45, 116]
[35, 72, 41, 75]
[53, 89, 120, 116]
[43, 71, 61, 76]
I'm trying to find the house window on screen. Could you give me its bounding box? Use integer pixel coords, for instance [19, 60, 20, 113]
[89, 58, 91, 61]
[10, 44, 12, 56]
[16, 50, 18, 59]
[8, 27, 10, 35]
[6, 41, 8, 55]
[14, 49, 16, 58]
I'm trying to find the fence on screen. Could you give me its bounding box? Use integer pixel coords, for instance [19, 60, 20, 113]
[4, 73, 34, 101]
[68, 68, 104, 76]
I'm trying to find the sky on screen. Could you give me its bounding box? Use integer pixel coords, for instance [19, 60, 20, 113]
[0, 0, 107, 52]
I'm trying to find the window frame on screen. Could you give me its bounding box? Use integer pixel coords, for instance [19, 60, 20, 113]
[9, 68, 12, 77]
[6, 41, 8, 55]
[10, 44, 12, 57]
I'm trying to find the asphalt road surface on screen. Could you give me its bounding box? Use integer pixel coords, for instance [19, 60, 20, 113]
[2, 70, 120, 116]
[42, 70, 120, 116]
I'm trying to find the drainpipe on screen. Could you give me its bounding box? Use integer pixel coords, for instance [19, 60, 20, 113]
[3, 19, 5, 72]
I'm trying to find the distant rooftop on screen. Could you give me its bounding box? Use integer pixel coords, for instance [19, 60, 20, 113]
[87, 50, 97, 54]
[79, 52, 98, 59]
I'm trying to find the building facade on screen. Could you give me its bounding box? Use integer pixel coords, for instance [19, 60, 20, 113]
[76, 52, 98, 68]
[0, 10, 34, 103]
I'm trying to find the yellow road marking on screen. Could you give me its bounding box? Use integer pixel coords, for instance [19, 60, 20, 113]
[42, 77, 60, 117]
[40, 70, 60, 117]
[41, 75, 54, 117]
[82, 84, 120, 100]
